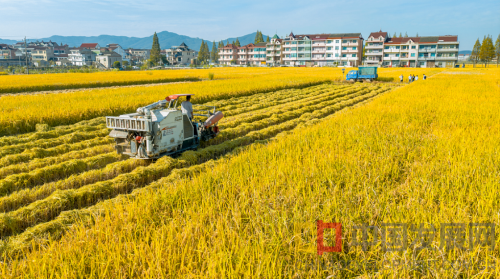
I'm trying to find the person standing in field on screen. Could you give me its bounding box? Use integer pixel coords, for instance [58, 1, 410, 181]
[423, 74, 427, 80]
[400, 74, 403, 83]
[415, 75, 419, 81]
[408, 74, 412, 83]
[181, 95, 194, 120]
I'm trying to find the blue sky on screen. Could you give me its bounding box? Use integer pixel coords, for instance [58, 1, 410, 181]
[0, 0, 498, 50]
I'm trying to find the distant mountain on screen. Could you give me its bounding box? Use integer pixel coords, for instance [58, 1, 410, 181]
[0, 31, 269, 51]
[459, 50, 471, 55]
[0, 38, 18, 45]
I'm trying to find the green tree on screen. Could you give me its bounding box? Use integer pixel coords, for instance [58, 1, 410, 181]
[122, 60, 129, 66]
[393, 32, 396, 38]
[150, 32, 161, 66]
[235, 38, 240, 47]
[416, 32, 419, 37]
[495, 34, 500, 67]
[254, 30, 264, 44]
[198, 40, 209, 64]
[226, 40, 230, 46]
[266, 36, 270, 43]
[404, 32, 408, 38]
[113, 61, 121, 69]
[218, 41, 224, 48]
[471, 38, 481, 68]
[479, 35, 495, 67]
[399, 32, 402, 38]
[210, 41, 218, 63]
[232, 41, 235, 45]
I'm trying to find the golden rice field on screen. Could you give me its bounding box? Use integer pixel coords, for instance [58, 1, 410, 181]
[0, 67, 498, 278]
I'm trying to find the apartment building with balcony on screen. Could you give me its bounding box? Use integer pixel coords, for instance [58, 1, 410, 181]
[364, 31, 389, 66]
[364, 31, 459, 67]
[280, 32, 363, 66]
[218, 44, 238, 65]
[248, 42, 267, 65]
[382, 35, 459, 68]
[266, 35, 282, 66]
[333, 33, 363, 66]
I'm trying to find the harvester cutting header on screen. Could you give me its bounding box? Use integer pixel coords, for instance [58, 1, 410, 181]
[106, 94, 223, 159]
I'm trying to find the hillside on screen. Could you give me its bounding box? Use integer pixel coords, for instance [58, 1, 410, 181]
[0, 31, 269, 51]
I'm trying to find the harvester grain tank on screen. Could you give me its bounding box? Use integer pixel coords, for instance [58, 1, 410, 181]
[105, 94, 223, 159]
[345, 67, 378, 82]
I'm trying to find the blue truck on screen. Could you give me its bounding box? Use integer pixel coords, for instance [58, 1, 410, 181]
[345, 67, 378, 82]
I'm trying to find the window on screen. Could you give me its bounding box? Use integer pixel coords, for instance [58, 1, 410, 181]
[411, 53, 415, 57]
[327, 40, 332, 43]
[352, 54, 356, 57]
[384, 54, 389, 57]
[342, 54, 346, 57]
[327, 47, 332, 50]
[342, 47, 347, 50]
[352, 40, 357, 43]
[327, 54, 332, 57]
[335, 53, 339, 57]
[396, 46, 400, 49]
[352, 47, 357, 50]
[335, 46, 339, 50]
[336, 40, 339, 43]
[396, 54, 399, 57]
[411, 46, 416, 49]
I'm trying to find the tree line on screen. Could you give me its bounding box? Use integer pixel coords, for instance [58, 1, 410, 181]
[470, 35, 500, 67]
[148, 30, 272, 65]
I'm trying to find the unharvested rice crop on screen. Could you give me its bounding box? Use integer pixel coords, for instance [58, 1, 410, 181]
[0, 67, 496, 278]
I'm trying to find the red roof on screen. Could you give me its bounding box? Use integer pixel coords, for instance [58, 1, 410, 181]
[80, 43, 99, 48]
[222, 44, 238, 49]
[438, 36, 458, 42]
[368, 31, 388, 39]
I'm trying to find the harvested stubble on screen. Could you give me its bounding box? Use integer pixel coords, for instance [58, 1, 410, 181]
[0, 137, 114, 168]
[0, 144, 114, 179]
[0, 158, 149, 213]
[0, 118, 105, 147]
[0, 128, 109, 157]
[0, 152, 123, 197]
[0, 83, 393, 239]
[220, 84, 372, 128]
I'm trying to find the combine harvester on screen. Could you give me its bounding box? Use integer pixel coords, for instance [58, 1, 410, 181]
[105, 94, 223, 159]
[345, 67, 378, 82]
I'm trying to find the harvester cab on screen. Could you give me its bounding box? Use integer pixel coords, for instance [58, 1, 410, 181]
[105, 94, 223, 159]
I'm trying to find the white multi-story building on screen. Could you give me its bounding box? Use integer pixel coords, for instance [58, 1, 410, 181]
[69, 48, 96, 66]
[281, 32, 363, 66]
[365, 31, 459, 67]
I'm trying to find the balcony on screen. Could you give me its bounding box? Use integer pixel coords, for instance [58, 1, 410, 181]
[365, 45, 384, 49]
[312, 42, 326, 47]
[417, 57, 435, 60]
[384, 48, 400, 53]
[435, 56, 457, 60]
[342, 49, 358, 53]
[383, 56, 400, 61]
[418, 48, 436, 52]
[437, 48, 458, 52]
[312, 49, 326, 53]
[365, 51, 383, 55]
[341, 43, 357, 46]
[311, 56, 326, 60]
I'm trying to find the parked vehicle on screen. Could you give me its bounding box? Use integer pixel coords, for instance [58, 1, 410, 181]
[345, 67, 378, 82]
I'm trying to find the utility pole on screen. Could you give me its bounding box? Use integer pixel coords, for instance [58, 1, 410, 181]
[25, 36, 29, 74]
